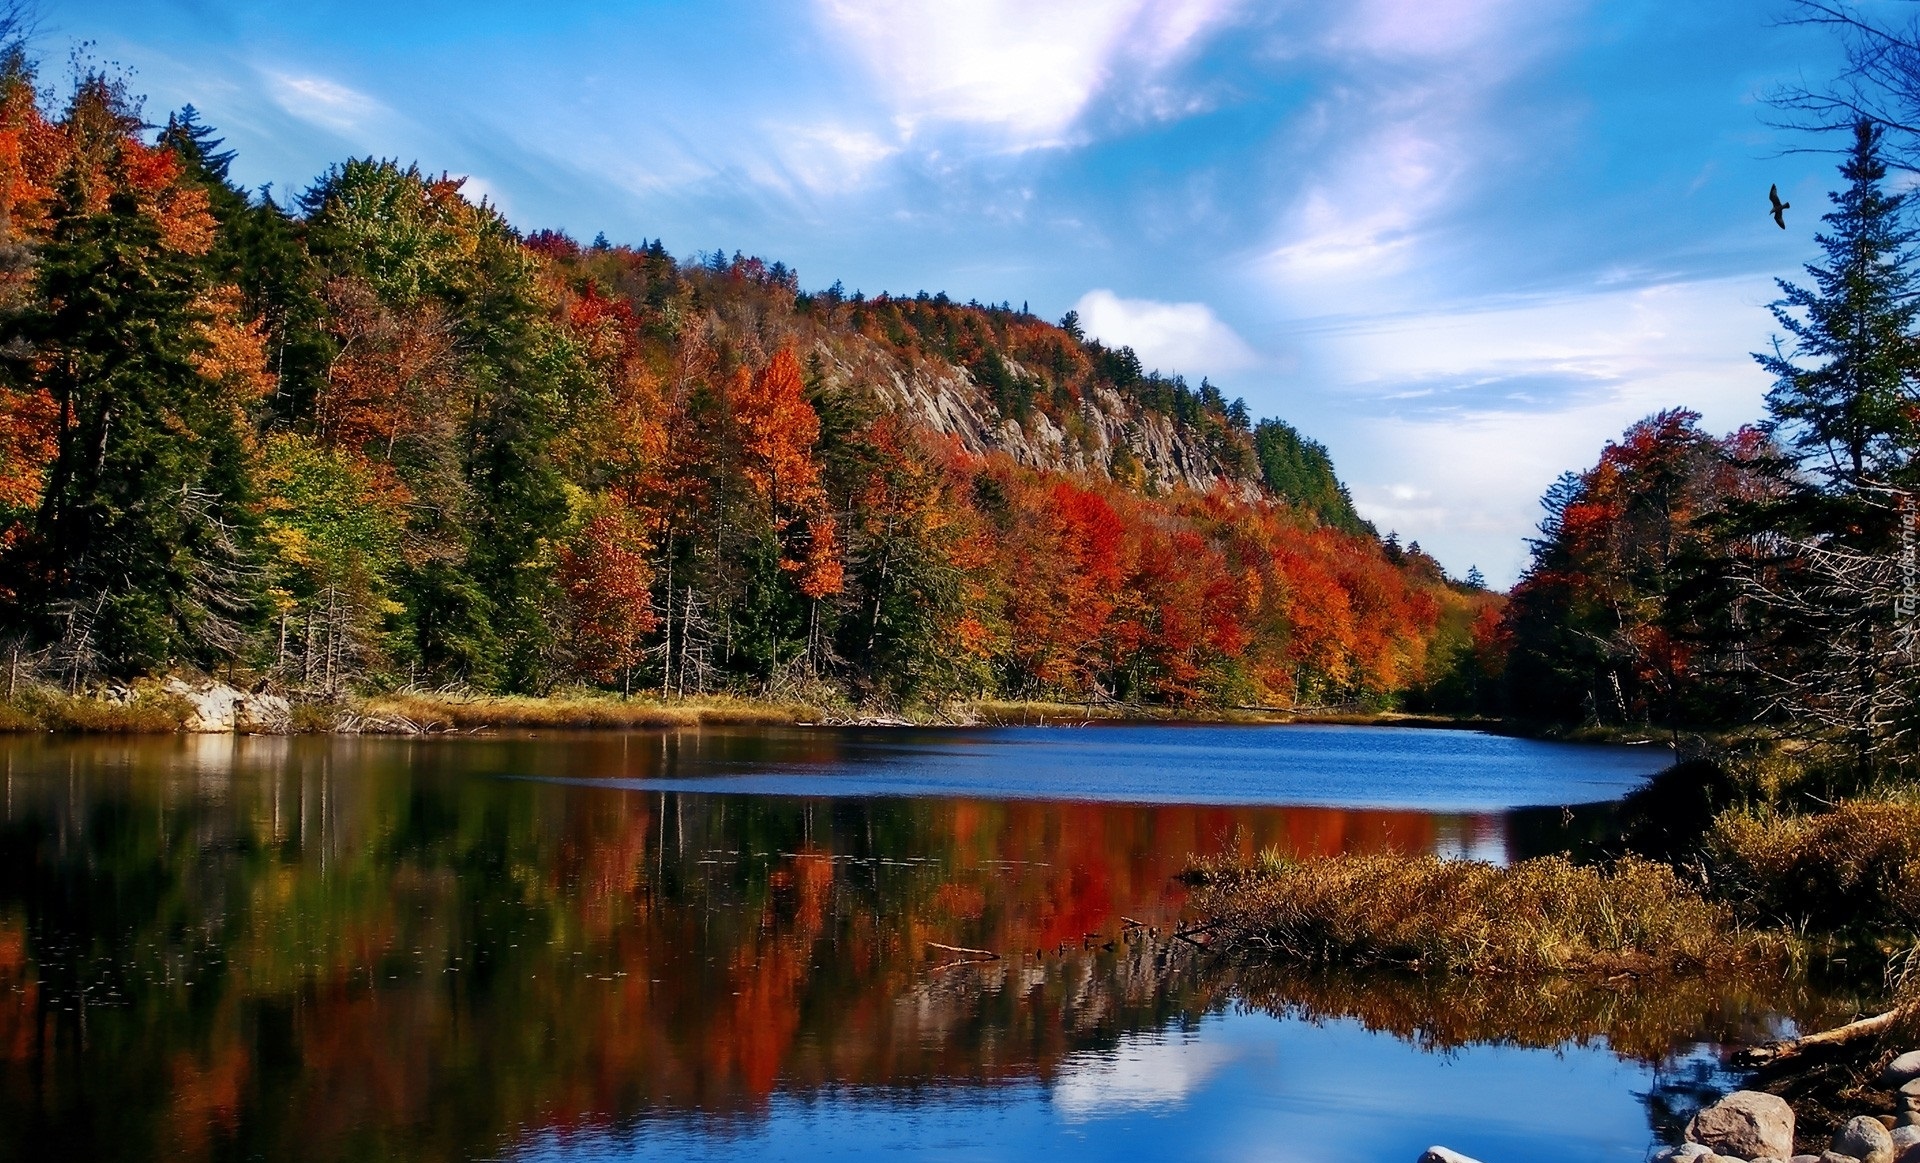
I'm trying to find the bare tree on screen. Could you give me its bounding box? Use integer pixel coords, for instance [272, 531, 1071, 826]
[1743, 482, 1920, 775]
[1773, 1, 1920, 167]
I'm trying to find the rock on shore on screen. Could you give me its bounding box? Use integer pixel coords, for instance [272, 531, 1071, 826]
[163, 678, 290, 734]
[1687, 1092, 1798, 1161]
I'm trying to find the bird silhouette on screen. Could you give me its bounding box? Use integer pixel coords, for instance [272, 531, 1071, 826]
[1770, 184, 1790, 230]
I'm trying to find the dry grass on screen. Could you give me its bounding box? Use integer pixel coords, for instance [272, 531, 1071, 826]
[1184, 851, 1786, 976]
[358, 690, 821, 732]
[0, 684, 194, 734]
[1707, 801, 1920, 936]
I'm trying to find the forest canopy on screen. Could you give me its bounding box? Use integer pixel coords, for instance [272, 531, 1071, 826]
[0, 58, 1481, 711]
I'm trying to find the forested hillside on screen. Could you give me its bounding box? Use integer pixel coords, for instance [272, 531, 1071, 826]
[0, 60, 1478, 710]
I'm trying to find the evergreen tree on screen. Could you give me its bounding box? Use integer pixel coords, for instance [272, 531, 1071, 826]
[1252, 418, 1369, 534]
[26, 169, 260, 677]
[164, 109, 333, 420]
[1750, 120, 1920, 777]
[1758, 119, 1920, 487]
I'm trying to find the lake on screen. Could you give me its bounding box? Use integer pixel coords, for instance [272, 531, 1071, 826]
[0, 725, 1830, 1162]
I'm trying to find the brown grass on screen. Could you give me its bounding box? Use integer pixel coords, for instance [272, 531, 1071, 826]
[2, 685, 194, 733]
[1184, 851, 1786, 976]
[358, 690, 821, 731]
[1707, 801, 1920, 936]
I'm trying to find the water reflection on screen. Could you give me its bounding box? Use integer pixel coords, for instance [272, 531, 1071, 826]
[0, 730, 1828, 1162]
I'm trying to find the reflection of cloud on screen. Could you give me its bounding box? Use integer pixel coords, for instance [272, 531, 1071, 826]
[1052, 1033, 1239, 1120]
[1074, 288, 1257, 377]
[263, 72, 386, 136]
[813, 0, 1240, 149]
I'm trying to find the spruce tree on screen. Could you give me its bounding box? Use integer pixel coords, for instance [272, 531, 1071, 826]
[28, 167, 260, 677]
[1752, 119, 1920, 777]
[1758, 119, 1920, 488]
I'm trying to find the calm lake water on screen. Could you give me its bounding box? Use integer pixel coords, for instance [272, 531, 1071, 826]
[0, 725, 1832, 1162]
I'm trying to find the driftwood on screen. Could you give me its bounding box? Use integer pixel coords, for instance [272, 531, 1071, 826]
[926, 942, 999, 960]
[1736, 1006, 1909, 1066]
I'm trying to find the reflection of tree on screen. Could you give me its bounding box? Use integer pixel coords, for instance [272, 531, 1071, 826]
[0, 733, 1857, 1162]
[1640, 1053, 1733, 1149]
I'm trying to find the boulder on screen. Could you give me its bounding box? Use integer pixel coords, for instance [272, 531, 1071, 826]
[1824, 1154, 1864, 1163]
[1899, 1079, 1920, 1107]
[1887, 1052, 1920, 1087]
[1894, 1127, 1920, 1151]
[1688, 1091, 1797, 1161]
[1418, 1149, 1484, 1163]
[1790, 1155, 1825, 1163]
[1835, 1116, 1897, 1163]
[162, 679, 291, 734]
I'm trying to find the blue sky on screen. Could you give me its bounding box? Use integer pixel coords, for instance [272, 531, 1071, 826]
[54, 0, 1851, 582]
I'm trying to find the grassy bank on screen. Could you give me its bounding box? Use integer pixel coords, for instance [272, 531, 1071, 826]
[1183, 850, 1788, 976]
[0, 677, 1513, 735]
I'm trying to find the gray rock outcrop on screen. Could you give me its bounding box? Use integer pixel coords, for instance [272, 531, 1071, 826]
[163, 678, 291, 734]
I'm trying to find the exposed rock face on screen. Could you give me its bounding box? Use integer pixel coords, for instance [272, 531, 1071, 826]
[1687, 1091, 1797, 1161]
[163, 679, 291, 734]
[814, 340, 1260, 500]
[1417, 1148, 1484, 1163]
[1835, 1115, 1897, 1163]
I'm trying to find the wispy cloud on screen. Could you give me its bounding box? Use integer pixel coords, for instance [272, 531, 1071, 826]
[1302, 275, 1777, 581]
[760, 123, 901, 196]
[1074, 289, 1258, 377]
[813, 0, 1241, 150]
[1256, 0, 1569, 310]
[262, 71, 387, 137]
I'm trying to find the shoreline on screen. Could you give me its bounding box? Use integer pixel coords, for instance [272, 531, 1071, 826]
[0, 678, 1520, 737]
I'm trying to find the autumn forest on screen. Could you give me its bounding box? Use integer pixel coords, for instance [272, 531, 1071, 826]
[0, 57, 1495, 714]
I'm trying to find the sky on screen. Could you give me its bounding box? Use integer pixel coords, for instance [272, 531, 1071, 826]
[48, 0, 1860, 583]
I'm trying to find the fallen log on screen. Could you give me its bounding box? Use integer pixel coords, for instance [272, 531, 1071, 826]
[1736, 1006, 1910, 1067]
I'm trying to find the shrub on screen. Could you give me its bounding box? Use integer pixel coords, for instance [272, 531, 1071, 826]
[1708, 802, 1920, 936]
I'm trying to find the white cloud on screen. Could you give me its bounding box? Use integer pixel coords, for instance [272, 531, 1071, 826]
[263, 72, 386, 136]
[764, 123, 902, 196]
[1074, 288, 1259, 376]
[1257, 0, 1569, 310]
[1338, 0, 1543, 59]
[1052, 1033, 1238, 1119]
[1299, 275, 1777, 583]
[813, 0, 1241, 149]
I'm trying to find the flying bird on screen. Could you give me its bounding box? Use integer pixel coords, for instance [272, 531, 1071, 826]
[1770, 184, 1790, 230]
